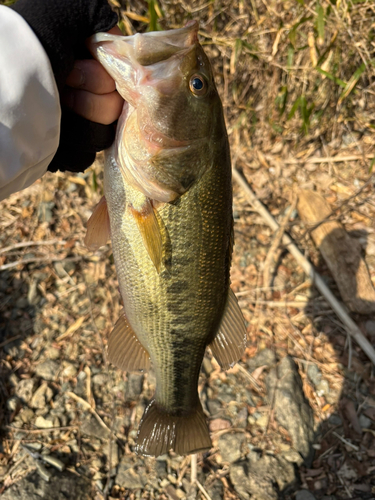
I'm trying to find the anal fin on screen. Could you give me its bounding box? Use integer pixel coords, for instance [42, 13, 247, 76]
[108, 313, 150, 372]
[209, 288, 247, 370]
[130, 198, 162, 273]
[84, 196, 111, 250]
[135, 400, 211, 457]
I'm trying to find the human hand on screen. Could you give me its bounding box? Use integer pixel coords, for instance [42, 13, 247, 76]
[62, 27, 124, 126]
[12, 0, 123, 173]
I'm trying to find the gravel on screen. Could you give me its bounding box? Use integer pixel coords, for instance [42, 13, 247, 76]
[217, 432, 246, 463]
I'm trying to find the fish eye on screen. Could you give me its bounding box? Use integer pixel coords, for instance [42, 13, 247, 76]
[189, 74, 207, 96]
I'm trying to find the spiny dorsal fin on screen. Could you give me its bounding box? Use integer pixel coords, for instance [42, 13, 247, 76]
[209, 288, 247, 370]
[130, 199, 162, 273]
[84, 196, 111, 250]
[135, 400, 211, 457]
[108, 313, 150, 372]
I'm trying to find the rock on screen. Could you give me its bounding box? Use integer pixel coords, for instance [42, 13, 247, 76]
[35, 360, 59, 381]
[126, 373, 144, 400]
[80, 415, 110, 440]
[19, 408, 34, 423]
[207, 399, 222, 416]
[282, 449, 303, 465]
[15, 379, 36, 403]
[30, 383, 52, 409]
[35, 416, 54, 429]
[116, 465, 145, 489]
[45, 347, 60, 360]
[247, 348, 276, 372]
[230, 455, 297, 500]
[306, 364, 322, 387]
[104, 441, 119, 469]
[206, 479, 224, 500]
[6, 396, 20, 412]
[359, 414, 372, 429]
[92, 373, 108, 386]
[296, 491, 317, 500]
[218, 433, 246, 463]
[316, 379, 329, 397]
[266, 356, 314, 465]
[61, 362, 77, 378]
[365, 320, 375, 336]
[1, 470, 93, 500]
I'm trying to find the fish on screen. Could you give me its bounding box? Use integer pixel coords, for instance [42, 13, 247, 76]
[85, 21, 247, 457]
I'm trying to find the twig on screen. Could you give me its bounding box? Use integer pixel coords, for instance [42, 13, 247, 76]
[232, 167, 375, 366]
[263, 196, 297, 294]
[0, 335, 22, 348]
[272, 153, 375, 165]
[0, 239, 67, 255]
[196, 479, 213, 500]
[236, 363, 264, 393]
[190, 454, 197, 484]
[332, 431, 359, 451]
[6, 425, 78, 433]
[0, 256, 80, 271]
[66, 392, 111, 435]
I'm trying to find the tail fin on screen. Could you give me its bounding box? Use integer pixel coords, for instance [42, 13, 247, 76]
[135, 400, 212, 457]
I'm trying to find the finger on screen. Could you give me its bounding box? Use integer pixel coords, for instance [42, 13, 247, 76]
[66, 59, 116, 94]
[62, 88, 124, 125]
[108, 26, 122, 35]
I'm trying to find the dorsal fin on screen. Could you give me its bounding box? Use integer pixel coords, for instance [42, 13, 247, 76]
[129, 198, 162, 273]
[108, 313, 150, 372]
[84, 196, 111, 250]
[209, 288, 247, 370]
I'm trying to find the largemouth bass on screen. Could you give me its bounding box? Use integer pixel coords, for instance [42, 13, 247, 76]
[85, 21, 247, 457]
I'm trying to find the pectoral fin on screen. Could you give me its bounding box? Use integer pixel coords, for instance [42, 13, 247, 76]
[108, 313, 150, 372]
[84, 196, 111, 250]
[209, 289, 247, 370]
[130, 199, 163, 273]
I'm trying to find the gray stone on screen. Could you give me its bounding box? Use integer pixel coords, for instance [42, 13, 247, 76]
[230, 455, 297, 500]
[247, 348, 276, 372]
[35, 360, 59, 381]
[306, 363, 322, 387]
[365, 320, 375, 336]
[80, 415, 110, 440]
[296, 491, 317, 500]
[359, 414, 372, 429]
[207, 399, 222, 415]
[116, 465, 145, 489]
[218, 433, 246, 463]
[266, 356, 314, 465]
[126, 373, 144, 400]
[1, 470, 93, 500]
[15, 378, 36, 403]
[104, 441, 119, 469]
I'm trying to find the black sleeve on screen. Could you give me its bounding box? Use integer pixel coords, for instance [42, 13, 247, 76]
[12, 0, 119, 173]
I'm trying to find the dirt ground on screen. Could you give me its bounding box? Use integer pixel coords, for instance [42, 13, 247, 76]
[1, 0, 375, 499]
